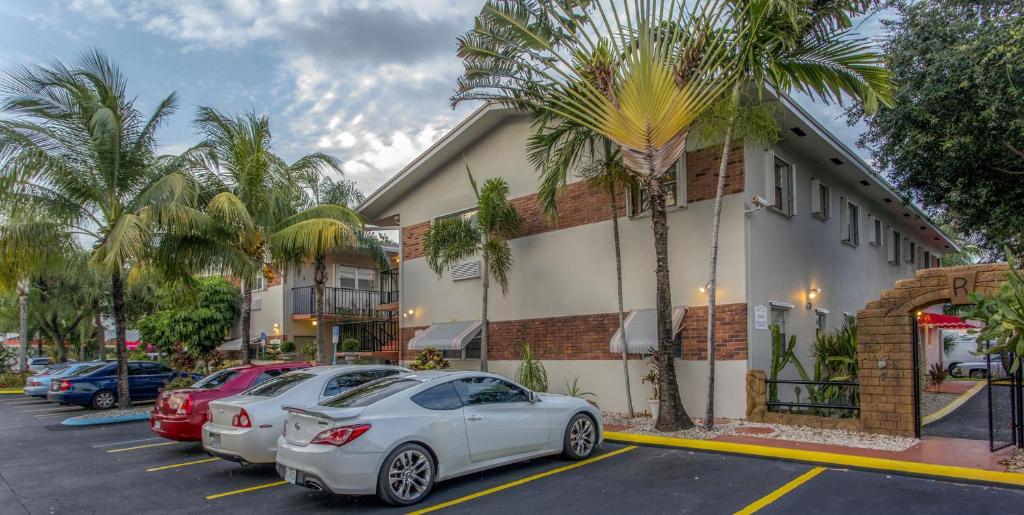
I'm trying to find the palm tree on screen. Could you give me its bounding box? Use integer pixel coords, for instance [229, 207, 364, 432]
[272, 176, 386, 364]
[0, 50, 194, 408]
[160, 107, 344, 364]
[453, 0, 757, 430]
[699, 0, 893, 428]
[424, 165, 522, 372]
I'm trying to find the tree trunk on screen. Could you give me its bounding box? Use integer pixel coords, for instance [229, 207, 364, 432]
[480, 254, 489, 373]
[314, 255, 329, 365]
[56, 337, 67, 363]
[610, 182, 634, 417]
[17, 279, 28, 371]
[93, 301, 105, 361]
[112, 272, 131, 409]
[648, 175, 693, 431]
[240, 278, 252, 365]
[705, 118, 735, 430]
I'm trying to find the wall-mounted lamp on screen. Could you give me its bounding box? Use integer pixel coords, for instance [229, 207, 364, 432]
[273, 322, 280, 328]
[311, 320, 318, 326]
[806, 288, 821, 310]
[698, 282, 709, 294]
[403, 308, 415, 319]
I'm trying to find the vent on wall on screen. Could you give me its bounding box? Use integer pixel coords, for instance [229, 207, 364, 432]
[252, 297, 263, 311]
[790, 126, 807, 137]
[451, 260, 481, 281]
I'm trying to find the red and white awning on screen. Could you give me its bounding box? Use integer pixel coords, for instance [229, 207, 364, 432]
[917, 313, 981, 329]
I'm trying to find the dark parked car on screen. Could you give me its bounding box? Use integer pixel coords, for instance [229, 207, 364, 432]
[47, 361, 201, 409]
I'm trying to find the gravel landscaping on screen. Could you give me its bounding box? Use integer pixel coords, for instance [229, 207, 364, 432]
[603, 411, 919, 452]
[70, 407, 150, 420]
[1004, 448, 1024, 473]
[921, 391, 959, 417]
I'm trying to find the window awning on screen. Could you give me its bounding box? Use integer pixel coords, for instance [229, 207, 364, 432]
[918, 313, 981, 330]
[408, 320, 482, 351]
[218, 337, 261, 352]
[609, 307, 687, 354]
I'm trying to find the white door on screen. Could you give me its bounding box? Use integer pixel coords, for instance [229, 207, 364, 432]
[454, 377, 549, 462]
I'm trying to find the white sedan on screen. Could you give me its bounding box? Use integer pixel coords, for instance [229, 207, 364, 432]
[202, 365, 410, 464]
[275, 370, 602, 506]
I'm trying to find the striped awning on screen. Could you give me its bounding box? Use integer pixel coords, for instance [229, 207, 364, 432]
[609, 307, 687, 354]
[408, 321, 482, 351]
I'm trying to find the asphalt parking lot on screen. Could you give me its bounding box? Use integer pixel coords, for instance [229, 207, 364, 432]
[2, 395, 1024, 514]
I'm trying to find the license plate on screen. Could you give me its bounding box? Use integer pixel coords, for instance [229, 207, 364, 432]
[154, 420, 162, 431]
[208, 432, 221, 448]
[285, 467, 297, 484]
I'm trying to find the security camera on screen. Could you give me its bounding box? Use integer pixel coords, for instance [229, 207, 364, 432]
[752, 195, 769, 208]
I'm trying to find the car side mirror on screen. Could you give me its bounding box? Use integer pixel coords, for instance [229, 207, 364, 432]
[527, 392, 541, 403]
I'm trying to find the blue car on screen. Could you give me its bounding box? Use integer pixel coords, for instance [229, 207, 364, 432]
[23, 362, 97, 397]
[47, 361, 201, 409]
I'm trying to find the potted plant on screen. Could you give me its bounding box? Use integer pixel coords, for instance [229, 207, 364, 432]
[340, 338, 361, 363]
[642, 347, 662, 419]
[409, 348, 450, 371]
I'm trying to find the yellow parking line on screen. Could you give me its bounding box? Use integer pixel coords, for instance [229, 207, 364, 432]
[205, 481, 288, 500]
[107, 442, 177, 453]
[147, 457, 221, 472]
[922, 381, 986, 426]
[0, 388, 22, 394]
[734, 467, 826, 514]
[408, 445, 638, 515]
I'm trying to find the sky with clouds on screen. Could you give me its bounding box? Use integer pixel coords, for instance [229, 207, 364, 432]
[0, 0, 891, 197]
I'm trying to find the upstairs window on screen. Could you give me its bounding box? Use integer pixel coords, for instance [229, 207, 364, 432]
[869, 216, 883, 247]
[887, 229, 901, 264]
[630, 157, 686, 216]
[923, 251, 931, 269]
[810, 179, 830, 220]
[841, 199, 860, 246]
[771, 157, 794, 216]
[907, 241, 916, 264]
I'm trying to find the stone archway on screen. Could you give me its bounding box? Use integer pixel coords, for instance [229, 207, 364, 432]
[856, 264, 1011, 437]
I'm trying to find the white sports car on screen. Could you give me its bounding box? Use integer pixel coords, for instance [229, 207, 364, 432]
[202, 365, 410, 464]
[275, 370, 602, 506]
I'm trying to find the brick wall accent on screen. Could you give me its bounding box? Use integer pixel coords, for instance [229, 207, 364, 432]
[400, 304, 748, 361]
[401, 221, 431, 260]
[399, 145, 745, 260]
[856, 264, 1011, 437]
[680, 304, 748, 360]
[686, 143, 745, 203]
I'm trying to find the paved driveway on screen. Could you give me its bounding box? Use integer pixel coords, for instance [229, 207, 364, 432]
[1, 394, 1023, 514]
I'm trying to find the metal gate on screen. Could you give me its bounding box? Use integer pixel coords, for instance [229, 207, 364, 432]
[987, 351, 1023, 452]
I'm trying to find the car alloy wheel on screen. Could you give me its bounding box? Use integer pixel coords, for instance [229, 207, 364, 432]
[387, 449, 431, 502]
[93, 391, 115, 410]
[569, 416, 595, 456]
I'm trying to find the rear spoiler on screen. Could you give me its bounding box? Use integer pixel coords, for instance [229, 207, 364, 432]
[281, 405, 363, 421]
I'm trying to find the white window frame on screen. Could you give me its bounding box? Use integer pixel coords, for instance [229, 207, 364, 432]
[869, 215, 883, 247]
[769, 302, 792, 341]
[815, 308, 830, 332]
[336, 265, 376, 290]
[840, 198, 860, 246]
[810, 178, 830, 221]
[906, 240, 917, 264]
[628, 156, 687, 217]
[887, 228, 901, 264]
[766, 150, 795, 217]
[252, 274, 267, 292]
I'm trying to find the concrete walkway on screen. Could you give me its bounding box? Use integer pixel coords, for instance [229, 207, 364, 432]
[925, 383, 1009, 442]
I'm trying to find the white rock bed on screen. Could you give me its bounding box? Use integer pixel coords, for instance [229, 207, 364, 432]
[70, 407, 150, 420]
[603, 411, 919, 452]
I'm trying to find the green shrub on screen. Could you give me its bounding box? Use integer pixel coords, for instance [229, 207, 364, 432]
[162, 376, 195, 391]
[128, 347, 150, 361]
[300, 342, 318, 361]
[341, 338, 361, 353]
[409, 348, 449, 371]
[0, 371, 31, 388]
[279, 340, 295, 353]
[515, 342, 547, 392]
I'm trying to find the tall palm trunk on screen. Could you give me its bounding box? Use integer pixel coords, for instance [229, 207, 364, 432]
[480, 254, 490, 373]
[111, 271, 131, 409]
[314, 255, 329, 365]
[648, 174, 693, 431]
[705, 115, 736, 431]
[240, 278, 252, 365]
[56, 337, 67, 363]
[610, 183, 634, 417]
[17, 279, 28, 371]
[93, 300, 105, 361]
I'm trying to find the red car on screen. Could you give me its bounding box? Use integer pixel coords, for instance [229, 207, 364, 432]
[150, 362, 311, 441]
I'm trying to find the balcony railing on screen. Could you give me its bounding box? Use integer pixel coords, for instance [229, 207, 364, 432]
[336, 318, 399, 353]
[292, 286, 398, 318]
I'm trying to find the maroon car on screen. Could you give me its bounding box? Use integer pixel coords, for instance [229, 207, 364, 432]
[151, 362, 311, 441]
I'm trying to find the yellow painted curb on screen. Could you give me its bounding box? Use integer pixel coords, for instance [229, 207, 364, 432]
[0, 388, 23, 395]
[604, 431, 1024, 487]
[922, 381, 987, 426]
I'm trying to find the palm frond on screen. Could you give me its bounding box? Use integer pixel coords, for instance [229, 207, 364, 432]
[424, 217, 481, 277]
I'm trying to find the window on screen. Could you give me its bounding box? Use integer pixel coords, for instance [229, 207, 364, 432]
[319, 377, 420, 408]
[243, 373, 313, 397]
[843, 313, 856, 326]
[453, 377, 529, 405]
[337, 266, 376, 290]
[250, 368, 290, 388]
[323, 371, 381, 398]
[841, 199, 859, 245]
[630, 156, 686, 216]
[142, 363, 171, 375]
[923, 251, 931, 269]
[888, 229, 901, 264]
[374, 369, 403, 380]
[870, 216, 883, 247]
[411, 382, 463, 410]
[770, 304, 789, 342]
[768, 156, 794, 216]
[907, 241, 916, 264]
[127, 363, 144, 376]
[815, 310, 828, 333]
[442, 335, 481, 360]
[811, 179, 830, 220]
[253, 274, 267, 291]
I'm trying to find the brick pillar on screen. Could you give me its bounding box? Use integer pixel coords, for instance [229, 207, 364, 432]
[746, 369, 767, 422]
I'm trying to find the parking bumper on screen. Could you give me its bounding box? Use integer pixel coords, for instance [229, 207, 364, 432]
[275, 439, 382, 495]
[202, 423, 277, 464]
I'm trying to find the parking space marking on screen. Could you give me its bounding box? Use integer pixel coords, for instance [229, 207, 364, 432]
[147, 457, 221, 472]
[106, 442, 178, 453]
[734, 467, 826, 515]
[23, 406, 83, 413]
[408, 445, 638, 515]
[92, 437, 161, 448]
[205, 481, 288, 500]
[35, 411, 83, 418]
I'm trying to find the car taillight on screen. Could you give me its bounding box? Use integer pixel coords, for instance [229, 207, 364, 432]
[176, 395, 193, 416]
[231, 408, 252, 428]
[310, 424, 371, 447]
[59, 380, 71, 392]
[29, 380, 40, 387]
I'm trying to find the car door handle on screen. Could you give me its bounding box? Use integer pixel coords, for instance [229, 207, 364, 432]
[467, 415, 482, 421]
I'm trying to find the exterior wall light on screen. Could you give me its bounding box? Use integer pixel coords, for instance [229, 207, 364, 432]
[311, 320, 318, 326]
[699, 282, 709, 294]
[806, 288, 821, 310]
[404, 309, 415, 319]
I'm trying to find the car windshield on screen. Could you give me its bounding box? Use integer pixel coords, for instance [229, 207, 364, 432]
[70, 363, 110, 377]
[319, 377, 420, 408]
[192, 369, 239, 389]
[243, 373, 313, 397]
